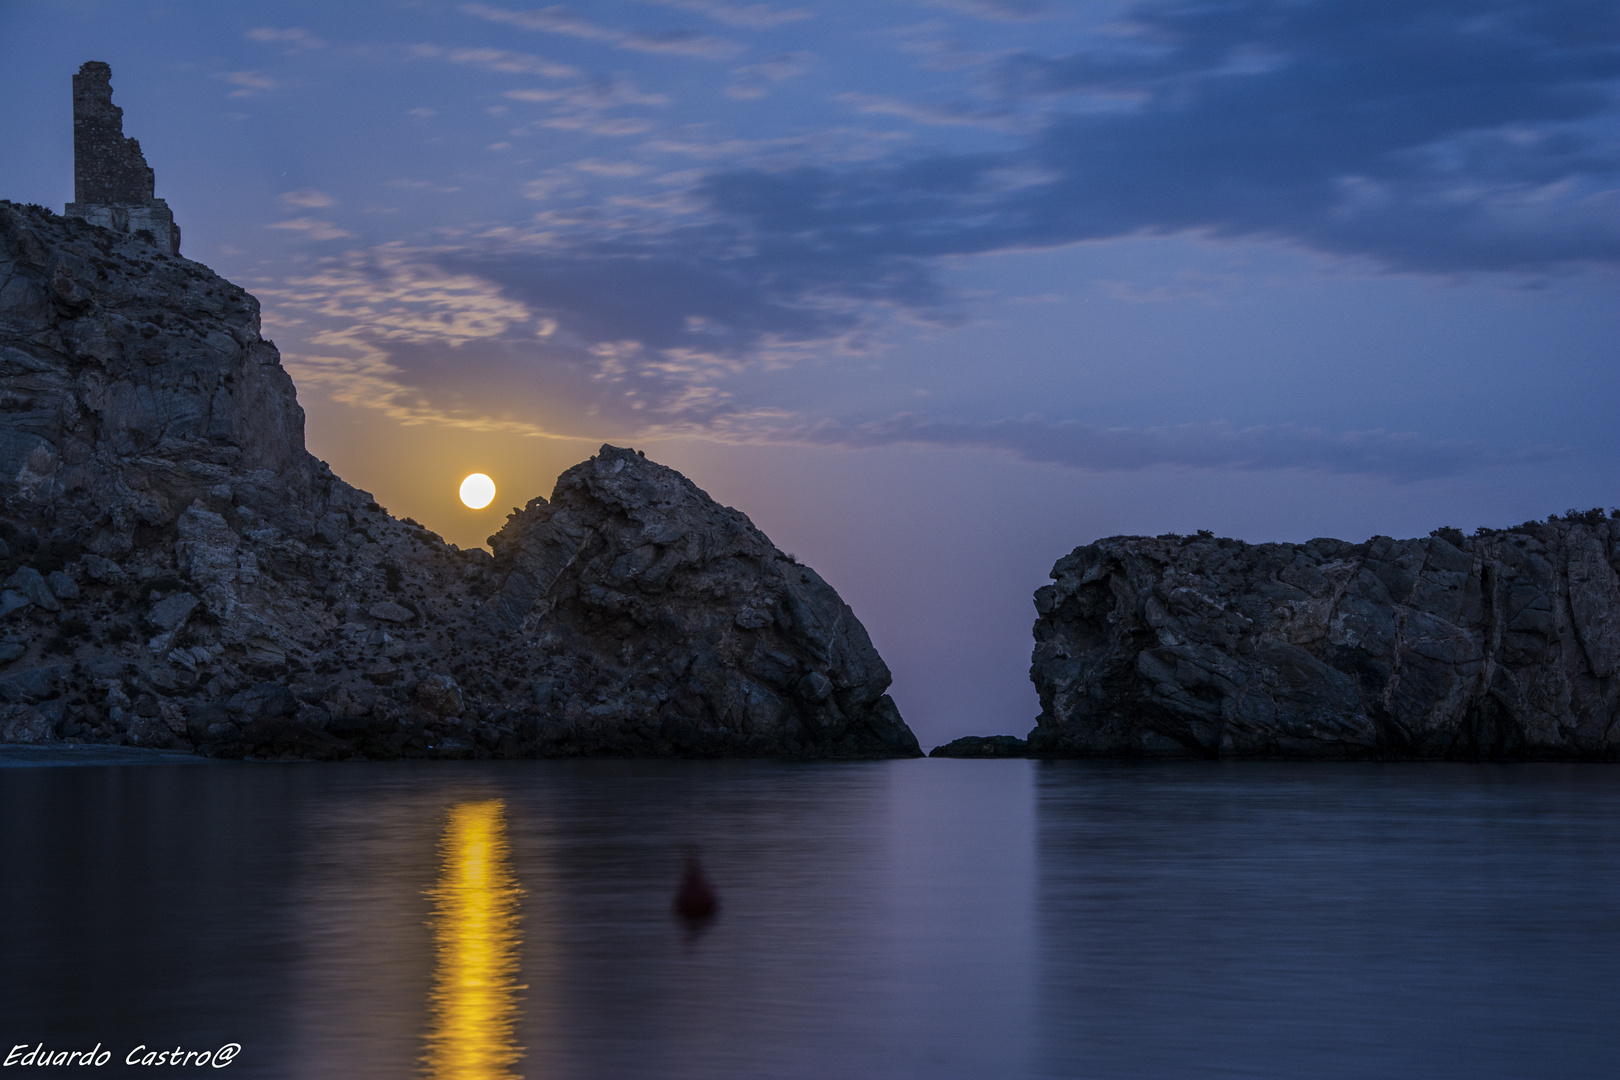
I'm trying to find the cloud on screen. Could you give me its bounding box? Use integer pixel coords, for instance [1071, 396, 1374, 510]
[259, 0, 1619, 477]
[919, 0, 1054, 22]
[635, 0, 812, 29]
[217, 71, 280, 98]
[461, 3, 744, 59]
[246, 26, 325, 49]
[903, 45, 1005, 74]
[726, 51, 814, 99]
[503, 77, 670, 108]
[410, 44, 580, 79]
[261, 228, 1566, 482]
[835, 92, 1024, 131]
[265, 249, 581, 435]
[571, 158, 651, 177]
[388, 179, 463, 193]
[777, 416, 1568, 480]
[266, 218, 355, 241]
[541, 115, 658, 136]
[281, 329, 560, 437]
[280, 189, 336, 209]
[689, 0, 1620, 275]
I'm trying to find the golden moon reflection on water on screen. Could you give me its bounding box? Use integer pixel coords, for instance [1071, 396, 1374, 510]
[422, 799, 524, 1080]
[459, 473, 496, 510]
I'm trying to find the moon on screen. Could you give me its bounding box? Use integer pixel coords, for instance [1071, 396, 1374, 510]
[459, 473, 496, 509]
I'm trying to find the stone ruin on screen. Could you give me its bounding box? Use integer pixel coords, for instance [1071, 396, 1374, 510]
[63, 61, 180, 255]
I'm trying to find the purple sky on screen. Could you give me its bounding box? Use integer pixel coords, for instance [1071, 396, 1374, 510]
[2, 0, 1617, 747]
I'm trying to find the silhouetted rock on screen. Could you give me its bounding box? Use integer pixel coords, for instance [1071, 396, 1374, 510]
[0, 199, 920, 760]
[929, 735, 1029, 758]
[1029, 523, 1620, 760]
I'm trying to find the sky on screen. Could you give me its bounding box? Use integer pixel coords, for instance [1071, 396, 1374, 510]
[1, 0, 1617, 748]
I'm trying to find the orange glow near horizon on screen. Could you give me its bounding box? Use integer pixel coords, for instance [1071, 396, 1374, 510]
[422, 799, 525, 1080]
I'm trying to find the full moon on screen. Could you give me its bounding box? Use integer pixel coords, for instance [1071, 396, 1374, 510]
[459, 473, 496, 509]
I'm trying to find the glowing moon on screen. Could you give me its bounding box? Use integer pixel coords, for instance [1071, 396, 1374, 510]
[459, 473, 496, 509]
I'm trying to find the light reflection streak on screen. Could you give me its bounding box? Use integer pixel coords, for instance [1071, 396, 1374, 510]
[422, 799, 525, 1080]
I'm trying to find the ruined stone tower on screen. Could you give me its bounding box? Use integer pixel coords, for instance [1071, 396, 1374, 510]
[63, 61, 180, 254]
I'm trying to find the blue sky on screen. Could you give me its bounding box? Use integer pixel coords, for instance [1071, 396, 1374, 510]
[2, 1, 1617, 745]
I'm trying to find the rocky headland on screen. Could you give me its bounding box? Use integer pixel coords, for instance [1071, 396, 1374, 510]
[0, 199, 920, 760]
[1028, 522, 1620, 759]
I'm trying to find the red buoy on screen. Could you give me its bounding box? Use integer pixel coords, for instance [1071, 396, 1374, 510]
[674, 853, 719, 920]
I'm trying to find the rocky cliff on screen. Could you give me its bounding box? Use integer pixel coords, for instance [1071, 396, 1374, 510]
[0, 200, 920, 759]
[1030, 520, 1620, 759]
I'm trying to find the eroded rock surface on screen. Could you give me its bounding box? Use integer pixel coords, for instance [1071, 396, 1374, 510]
[1030, 523, 1620, 759]
[0, 200, 919, 760]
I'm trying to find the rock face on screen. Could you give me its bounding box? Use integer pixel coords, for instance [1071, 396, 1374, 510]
[1030, 524, 1620, 760]
[0, 200, 919, 759]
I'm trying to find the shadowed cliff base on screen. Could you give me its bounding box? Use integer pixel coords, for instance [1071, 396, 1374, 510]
[0, 200, 920, 760]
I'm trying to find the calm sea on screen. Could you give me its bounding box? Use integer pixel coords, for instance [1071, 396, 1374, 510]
[1, 755, 1616, 1079]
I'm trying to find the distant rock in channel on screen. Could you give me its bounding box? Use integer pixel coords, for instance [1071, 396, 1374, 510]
[928, 735, 1029, 758]
[0, 199, 921, 760]
[1028, 524, 1620, 760]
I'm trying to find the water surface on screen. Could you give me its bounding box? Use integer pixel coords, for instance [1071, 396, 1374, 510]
[1, 758, 1615, 1079]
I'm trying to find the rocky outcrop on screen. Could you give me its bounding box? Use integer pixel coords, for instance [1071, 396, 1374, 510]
[1029, 521, 1620, 759]
[0, 200, 919, 759]
[928, 735, 1029, 758]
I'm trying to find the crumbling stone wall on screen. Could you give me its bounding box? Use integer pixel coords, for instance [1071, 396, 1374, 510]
[63, 62, 180, 255]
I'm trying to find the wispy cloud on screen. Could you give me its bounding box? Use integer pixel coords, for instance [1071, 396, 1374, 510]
[919, 0, 1054, 23]
[388, 179, 463, 193]
[503, 77, 670, 108]
[707, 414, 1569, 482]
[280, 189, 335, 209]
[726, 51, 814, 99]
[835, 92, 1023, 131]
[281, 330, 560, 437]
[266, 218, 355, 241]
[269, 246, 536, 346]
[217, 71, 279, 98]
[413, 43, 581, 79]
[462, 3, 745, 59]
[635, 0, 812, 29]
[246, 26, 325, 49]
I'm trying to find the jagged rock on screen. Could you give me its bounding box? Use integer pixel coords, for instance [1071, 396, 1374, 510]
[0, 704, 53, 743]
[1029, 523, 1620, 760]
[146, 592, 198, 631]
[225, 682, 298, 720]
[415, 674, 464, 719]
[0, 665, 65, 704]
[367, 601, 415, 623]
[45, 569, 79, 599]
[0, 199, 919, 760]
[8, 567, 59, 611]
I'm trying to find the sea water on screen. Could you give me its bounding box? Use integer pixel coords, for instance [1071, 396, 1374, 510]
[1, 756, 1616, 1079]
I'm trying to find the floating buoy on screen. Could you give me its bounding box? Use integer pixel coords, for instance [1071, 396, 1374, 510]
[674, 852, 719, 920]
